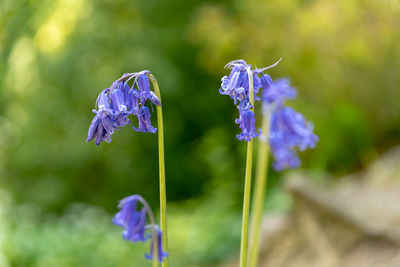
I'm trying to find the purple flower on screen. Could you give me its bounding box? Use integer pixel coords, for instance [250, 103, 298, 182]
[135, 71, 152, 102]
[219, 59, 280, 141]
[261, 76, 297, 105]
[113, 195, 168, 262]
[220, 61, 249, 104]
[145, 227, 168, 263]
[235, 99, 261, 141]
[149, 91, 161, 106]
[87, 92, 114, 145]
[110, 88, 131, 128]
[270, 143, 301, 171]
[87, 71, 161, 145]
[269, 105, 318, 170]
[127, 88, 140, 115]
[133, 106, 157, 133]
[111, 88, 127, 113]
[113, 195, 147, 243]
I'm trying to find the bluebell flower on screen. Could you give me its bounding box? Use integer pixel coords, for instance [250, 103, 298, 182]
[219, 59, 280, 141]
[127, 88, 140, 115]
[149, 91, 162, 106]
[113, 194, 168, 262]
[135, 71, 152, 102]
[87, 92, 114, 145]
[269, 105, 319, 171]
[113, 195, 147, 242]
[261, 76, 297, 105]
[118, 79, 131, 105]
[87, 71, 161, 145]
[220, 61, 249, 104]
[257, 72, 318, 170]
[134, 106, 157, 133]
[269, 140, 301, 171]
[235, 99, 261, 141]
[145, 226, 168, 263]
[110, 88, 131, 127]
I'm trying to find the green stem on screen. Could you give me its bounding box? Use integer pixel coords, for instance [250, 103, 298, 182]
[239, 67, 255, 267]
[248, 105, 271, 267]
[148, 74, 168, 267]
[136, 195, 159, 267]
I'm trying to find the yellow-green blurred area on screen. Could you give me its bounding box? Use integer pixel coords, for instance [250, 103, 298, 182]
[0, 0, 399, 266]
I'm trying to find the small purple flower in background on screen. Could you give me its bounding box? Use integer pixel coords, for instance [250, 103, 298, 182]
[113, 195, 148, 243]
[86, 71, 161, 145]
[261, 76, 297, 105]
[219, 59, 280, 141]
[263, 78, 319, 170]
[145, 226, 168, 262]
[113, 194, 168, 262]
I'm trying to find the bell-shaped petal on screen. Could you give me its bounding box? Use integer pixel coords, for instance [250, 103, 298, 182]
[236, 107, 261, 141]
[133, 106, 157, 133]
[87, 108, 114, 145]
[149, 91, 161, 106]
[94, 122, 111, 145]
[111, 89, 127, 113]
[269, 105, 318, 170]
[127, 89, 140, 114]
[137, 73, 151, 101]
[87, 115, 100, 143]
[113, 195, 148, 243]
[262, 77, 297, 105]
[97, 91, 112, 111]
[145, 227, 168, 263]
[280, 106, 318, 150]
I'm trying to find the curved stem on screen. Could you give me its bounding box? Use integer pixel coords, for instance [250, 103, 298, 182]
[148, 74, 168, 267]
[248, 105, 271, 267]
[136, 195, 159, 267]
[239, 67, 255, 267]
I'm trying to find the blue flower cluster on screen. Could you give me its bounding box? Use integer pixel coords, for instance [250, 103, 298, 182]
[113, 195, 168, 262]
[219, 59, 280, 141]
[261, 77, 319, 170]
[87, 71, 160, 145]
[220, 59, 318, 170]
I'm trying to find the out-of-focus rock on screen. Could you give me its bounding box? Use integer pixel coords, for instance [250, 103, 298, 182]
[254, 146, 400, 267]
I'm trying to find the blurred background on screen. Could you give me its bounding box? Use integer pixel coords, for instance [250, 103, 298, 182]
[1, 0, 400, 266]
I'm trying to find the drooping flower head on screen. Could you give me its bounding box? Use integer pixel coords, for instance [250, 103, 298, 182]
[262, 78, 319, 170]
[86, 71, 161, 145]
[113, 194, 168, 262]
[219, 59, 281, 141]
[113, 195, 148, 243]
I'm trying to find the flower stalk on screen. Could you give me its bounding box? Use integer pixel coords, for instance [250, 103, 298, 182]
[239, 66, 255, 267]
[138, 195, 159, 267]
[113, 194, 167, 266]
[248, 105, 271, 267]
[148, 73, 168, 267]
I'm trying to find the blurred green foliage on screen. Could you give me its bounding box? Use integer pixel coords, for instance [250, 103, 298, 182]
[1, 0, 400, 265]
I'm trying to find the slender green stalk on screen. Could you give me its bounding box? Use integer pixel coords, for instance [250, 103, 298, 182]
[148, 74, 168, 267]
[137, 195, 159, 267]
[239, 67, 255, 267]
[248, 105, 271, 267]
